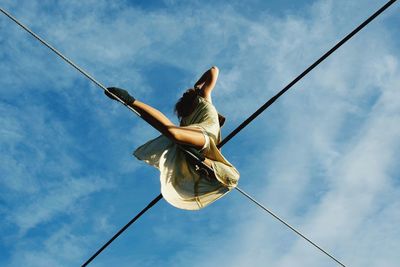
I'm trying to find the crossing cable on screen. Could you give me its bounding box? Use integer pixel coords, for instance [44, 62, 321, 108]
[81, 194, 163, 267]
[218, 0, 398, 148]
[1, 1, 396, 266]
[73, 0, 400, 255]
[235, 187, 345, 266]
[0, 7, 141, 118]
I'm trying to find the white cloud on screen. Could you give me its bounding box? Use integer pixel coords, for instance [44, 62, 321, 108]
[7, 224, 94, 267]
[8, 176, 110, 234]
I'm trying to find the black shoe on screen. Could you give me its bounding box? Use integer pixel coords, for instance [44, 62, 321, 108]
[105, 87, 135, 104]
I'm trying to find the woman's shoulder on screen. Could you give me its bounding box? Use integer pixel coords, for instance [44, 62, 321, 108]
[197, 94, 213, 105]
[195, 95, 219, 119]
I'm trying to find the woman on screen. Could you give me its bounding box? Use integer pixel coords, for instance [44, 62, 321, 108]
[106, 66, 240, 210]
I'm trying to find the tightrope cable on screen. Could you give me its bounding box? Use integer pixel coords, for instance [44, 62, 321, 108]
[1, 1, 396, 266]
[81, 194, 163, 267]
[235, 187, 345, 266]
[0, 7, 141, 117]
[218, 0, 397, 148]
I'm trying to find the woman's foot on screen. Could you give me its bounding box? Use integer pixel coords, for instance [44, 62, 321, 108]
[196, 158, 217, 181]
[105, 87, 135, 104]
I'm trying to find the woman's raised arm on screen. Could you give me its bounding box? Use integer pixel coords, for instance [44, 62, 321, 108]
[194, 66, 219, 101]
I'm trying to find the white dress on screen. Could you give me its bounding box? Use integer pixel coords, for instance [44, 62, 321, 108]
[134, 95, 240, 210]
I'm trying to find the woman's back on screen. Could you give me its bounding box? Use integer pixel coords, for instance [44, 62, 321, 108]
[180, 95, 221, 145]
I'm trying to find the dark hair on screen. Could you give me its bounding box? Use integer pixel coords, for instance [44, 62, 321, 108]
[174, 88, 198, 120]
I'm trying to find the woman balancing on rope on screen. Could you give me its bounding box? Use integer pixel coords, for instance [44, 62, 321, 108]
[105, 66, 240, 210]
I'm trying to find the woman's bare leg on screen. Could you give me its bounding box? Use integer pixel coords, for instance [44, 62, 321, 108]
[132, 100, 214, 171]
[131, 100, 206, 149]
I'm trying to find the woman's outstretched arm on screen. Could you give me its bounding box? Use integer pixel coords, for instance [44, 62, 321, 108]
[194, 66, 219, 101]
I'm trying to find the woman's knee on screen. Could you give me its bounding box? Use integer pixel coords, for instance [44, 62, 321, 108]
[168, 127, 182, 142]
[168, 127, 205, 148]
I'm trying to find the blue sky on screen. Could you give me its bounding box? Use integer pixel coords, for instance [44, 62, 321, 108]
[1, 0, 399, 266]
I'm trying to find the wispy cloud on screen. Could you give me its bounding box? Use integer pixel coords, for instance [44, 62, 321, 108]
[8, 176, 110, 235]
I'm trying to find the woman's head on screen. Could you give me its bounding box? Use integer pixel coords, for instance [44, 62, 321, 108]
[174, 88, 198, 120]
